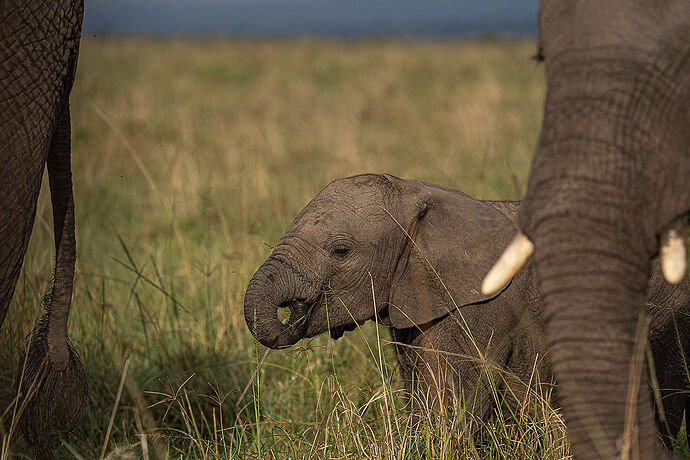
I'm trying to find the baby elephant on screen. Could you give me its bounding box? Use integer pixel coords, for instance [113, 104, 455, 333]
[244, 174, 690, 443]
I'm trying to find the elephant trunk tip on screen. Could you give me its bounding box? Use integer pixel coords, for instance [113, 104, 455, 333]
[244, 287, 311, 349]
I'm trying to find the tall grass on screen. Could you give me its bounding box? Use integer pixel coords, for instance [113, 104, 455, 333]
[0, 38, 684, 458]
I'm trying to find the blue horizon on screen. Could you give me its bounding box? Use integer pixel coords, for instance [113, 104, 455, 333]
[83, 0, 540, 38]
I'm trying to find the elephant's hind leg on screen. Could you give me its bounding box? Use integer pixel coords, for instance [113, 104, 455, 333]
[15, 103, 87, 457]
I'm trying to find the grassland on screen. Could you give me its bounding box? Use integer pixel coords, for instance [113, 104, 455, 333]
[0, 38, 681, 459]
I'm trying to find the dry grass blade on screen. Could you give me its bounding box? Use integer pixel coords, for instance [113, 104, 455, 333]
[621, 313, 651, 460]
[100, 358, 130, 460]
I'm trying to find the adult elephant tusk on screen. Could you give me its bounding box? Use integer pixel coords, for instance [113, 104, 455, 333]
[660, 229, 687, 284]
[482, 232, 534, 295]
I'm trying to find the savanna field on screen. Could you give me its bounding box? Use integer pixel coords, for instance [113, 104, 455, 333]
[1, 38, 685, 459]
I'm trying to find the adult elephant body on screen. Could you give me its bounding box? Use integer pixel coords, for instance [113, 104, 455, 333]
[0, 0, 87, 455]
[484, 1, 690, 458]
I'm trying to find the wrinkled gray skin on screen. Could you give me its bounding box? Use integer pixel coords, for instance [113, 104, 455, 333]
[245, 175, 690, 445]
[0, 1, 86, 456]
[516, 1, 690, 458]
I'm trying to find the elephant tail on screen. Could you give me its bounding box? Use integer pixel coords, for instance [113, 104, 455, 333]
[15, 103, 87, 455]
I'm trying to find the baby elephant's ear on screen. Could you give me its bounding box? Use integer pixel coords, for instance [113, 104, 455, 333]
[387, 181, 517, 329]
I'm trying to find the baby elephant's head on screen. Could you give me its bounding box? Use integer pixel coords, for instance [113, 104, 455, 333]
[244, 174, 515, 348]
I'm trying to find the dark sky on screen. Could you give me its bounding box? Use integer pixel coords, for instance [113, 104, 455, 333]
[84, 0, 540, 38]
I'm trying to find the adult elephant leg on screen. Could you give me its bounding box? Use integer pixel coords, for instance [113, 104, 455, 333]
[0, 121, 46, 327]
[0, 0, 84, 327]
[16, 103, 87, 456]
[0, 169, 43, 327]
[532, 184, 663, 459]
[646, 272, 690, 448]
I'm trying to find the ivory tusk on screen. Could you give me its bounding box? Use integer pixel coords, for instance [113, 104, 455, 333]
[661, 229, 687, 284]
[482, 232, 534, 295]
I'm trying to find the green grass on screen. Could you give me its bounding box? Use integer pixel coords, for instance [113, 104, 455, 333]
[0, 37, 681, 459]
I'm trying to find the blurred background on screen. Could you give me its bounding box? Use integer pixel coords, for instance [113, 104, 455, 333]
[85, 0, 540, 37]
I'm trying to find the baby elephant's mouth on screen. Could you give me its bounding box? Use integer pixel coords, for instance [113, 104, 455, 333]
[329, 322, 357, 340]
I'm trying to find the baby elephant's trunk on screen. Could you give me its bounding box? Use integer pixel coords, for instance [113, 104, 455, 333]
[244, 255, 315, 348]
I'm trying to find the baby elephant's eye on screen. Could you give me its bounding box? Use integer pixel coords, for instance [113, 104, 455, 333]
[332, 244, 351, 258]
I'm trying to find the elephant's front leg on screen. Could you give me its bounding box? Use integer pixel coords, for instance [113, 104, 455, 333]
[391, 322, 499, 424]
[391, 327, 457, 415]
